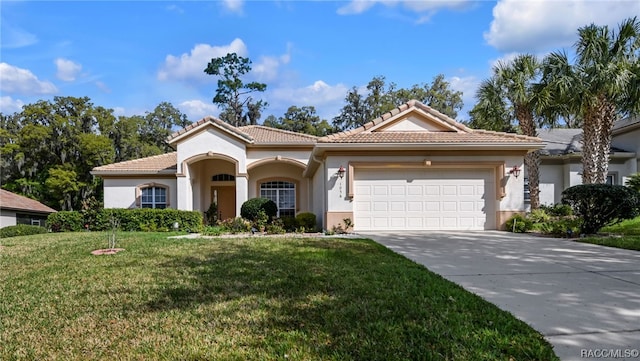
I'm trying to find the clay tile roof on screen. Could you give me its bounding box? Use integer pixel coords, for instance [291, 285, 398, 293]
[319, 100, 540, 144]
[0, 189, 57, 213]
[238, 125, 317, 144]
[320, 131, 540, 144]
[168, 116, 254, 143]
[91, 152, 177, 175]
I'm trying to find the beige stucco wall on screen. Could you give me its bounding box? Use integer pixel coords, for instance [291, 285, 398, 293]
[176, 128, 247, 174]
[246, 149, 311, 166]
[103, 178, 177, 209]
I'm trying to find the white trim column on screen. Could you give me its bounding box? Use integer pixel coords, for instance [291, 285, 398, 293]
[235, 175, 248, 217]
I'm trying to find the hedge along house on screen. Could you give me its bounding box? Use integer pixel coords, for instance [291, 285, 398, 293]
[92, 100, 544, 231]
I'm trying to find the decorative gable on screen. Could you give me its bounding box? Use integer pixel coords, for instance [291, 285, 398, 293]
[371, 113, 459, 133]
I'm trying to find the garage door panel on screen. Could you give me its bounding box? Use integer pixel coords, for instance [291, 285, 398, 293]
[354, 169, 495, 231]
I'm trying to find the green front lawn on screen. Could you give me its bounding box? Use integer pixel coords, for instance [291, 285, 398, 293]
[0, 232, 558, 360]
[578, 216, 640, 251]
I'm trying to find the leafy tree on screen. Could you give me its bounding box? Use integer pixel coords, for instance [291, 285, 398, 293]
[142, 102, 191, 152]
[475, 54, 544, 209]
[466, 78, 517, 132]
[394, 74, 463, 118]
[332, 75, 463, 131]
[540, 17, 640, 184]
[1, 96, 188, 210]
[263, 105, 335, 136]
[204, 53, 267, 126]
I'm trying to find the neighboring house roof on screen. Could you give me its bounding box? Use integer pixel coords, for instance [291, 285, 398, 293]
[612, 115, 640, 136]
[537, 128, 630, 156]
[91, 152, 177, 175]
[0, 189, 57, 214]
[239, 125, 318, 145]
[537, 129, 583, 156]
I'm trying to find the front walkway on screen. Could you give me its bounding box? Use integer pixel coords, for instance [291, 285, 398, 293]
[360, 231, 640, 361]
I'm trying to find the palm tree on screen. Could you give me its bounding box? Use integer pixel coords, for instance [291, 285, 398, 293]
[475, 54, 543, 209]
[540, 17, 640, 184]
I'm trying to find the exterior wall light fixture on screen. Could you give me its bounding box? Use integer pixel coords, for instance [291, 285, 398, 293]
[508, 165, 521, 178]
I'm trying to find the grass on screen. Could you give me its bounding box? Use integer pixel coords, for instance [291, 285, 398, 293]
[578, 216, 640, 251]
[1, 232, 558, 360]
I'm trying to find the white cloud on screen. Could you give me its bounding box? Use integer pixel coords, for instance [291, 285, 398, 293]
[448, 75, 480, 120]
[337, 0, 469, 15]
[0, 96, 25, 114]
[55, 58, 82, 82]
[221, 0, 244, 14]
[485, 0, 640, 53]
[252, 45, 292, 82]
[270, 80, 349, 120]
[0, 22, 37, 48]
[0, 62, 58, 95]
[165, 4, 184, 14]
[95, 81, 111, 93]
[157, 38, 248, 82]
[178, 99, 221, 120]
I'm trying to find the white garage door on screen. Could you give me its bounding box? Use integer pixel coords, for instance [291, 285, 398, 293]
[354, 168, 495, 231]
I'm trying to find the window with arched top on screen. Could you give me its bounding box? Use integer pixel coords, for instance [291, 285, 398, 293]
[212, 174, 235, 182]
[136, 183, 169, 209]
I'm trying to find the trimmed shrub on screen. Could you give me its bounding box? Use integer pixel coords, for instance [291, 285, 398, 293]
[0, 224, 48, 238]
[48, 208, 203, 233]
[539, 203, 573, 217]
[240, 198, 277, 222]
[295, 212, 317, 231]
[537, 217, 581, 237]
[47, 211, 84, 232]
[281, 217, 297, 232]
[562, 184, 640, 235]
[505, 214, 533, 233]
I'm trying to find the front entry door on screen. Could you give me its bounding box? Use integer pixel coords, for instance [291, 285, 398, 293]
[211, 186, 236, 221]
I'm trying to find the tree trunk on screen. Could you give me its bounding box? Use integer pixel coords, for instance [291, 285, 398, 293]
[581, 107, 599, 184]
[525, 150, 541, 209]
[516, 105, 540, 209]
[582, 96, 615, 184]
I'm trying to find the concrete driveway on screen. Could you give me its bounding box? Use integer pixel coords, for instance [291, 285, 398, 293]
[360, 231, 640, 361]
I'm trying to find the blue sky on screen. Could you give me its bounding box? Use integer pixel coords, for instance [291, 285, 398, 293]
[2, 0, 638, 123]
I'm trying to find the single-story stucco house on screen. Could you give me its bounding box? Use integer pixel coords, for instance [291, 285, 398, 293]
[534, 116, 639, 207]
[0, 189, 57, 228]
[92, 100, 546, 232]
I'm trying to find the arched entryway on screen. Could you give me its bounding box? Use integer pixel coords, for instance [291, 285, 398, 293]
[247, 158, 309, 217]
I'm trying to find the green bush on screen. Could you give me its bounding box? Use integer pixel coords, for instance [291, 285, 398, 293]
[48, 208, 203, 233]
[240, 198, 277, 222]
[537, 217, 581, 237]
[295, 212, 317, 231]
[505, 214, 533, 233]
[266, 218, 286, 235]
[562, 184, 640, 234]
[218, 217, 251, 234]
[47, 211, 84, 232]
[527, 208, 551, 224]
[626, 172, 640, 192]
[280, 216, 297, 232]
[0, 224, 48, 238]
[202, 225, 224, 236]
[539, 203, 573, 217]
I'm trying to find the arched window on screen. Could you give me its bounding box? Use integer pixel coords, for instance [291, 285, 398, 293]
[137, 184, 169, 209]
[260, 181, 295, 217]
[212, 174, 235, 182]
